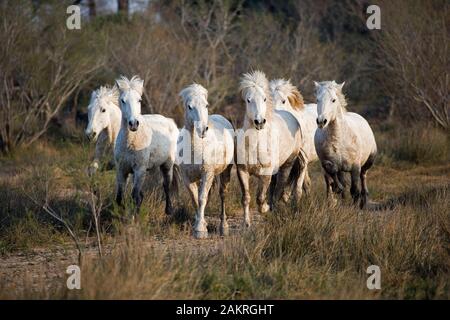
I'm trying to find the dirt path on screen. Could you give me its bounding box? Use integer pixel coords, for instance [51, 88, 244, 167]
[0, 210, 263, 294]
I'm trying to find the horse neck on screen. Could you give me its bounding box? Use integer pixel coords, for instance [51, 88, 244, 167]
[327, 109, 347, 139]
[107, 103, 122, 143]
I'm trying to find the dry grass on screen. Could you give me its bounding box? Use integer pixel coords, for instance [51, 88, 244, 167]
[0, 136, 449, 299]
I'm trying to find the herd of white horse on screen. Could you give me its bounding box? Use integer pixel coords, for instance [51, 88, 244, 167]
[85, 70, 377, 238]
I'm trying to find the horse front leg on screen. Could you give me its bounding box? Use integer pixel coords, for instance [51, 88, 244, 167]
[323, 160, 344, 195]
[268, 174, 277, 211]
[184, 179, 199, 210]
[350, 166, 361, 205]
[360, 153, 375, 209]
[115, 166, 129, 208]
[292, 159, 308, 203]
[131, 168, 146, 215]
[302, 169, 312, 197]
[257, 175, 271, 214]
[160, 162, 174, 215]
[236, 165, 251, 228]
[89, 130, 109, 176]
[338, 171, 347, 199]
[360, 170, 369, 209]
[219, 164, 233, 236]
[324, 173, 337, 207]
[194, 171, 214, 239]
[281, 158, 304, 203]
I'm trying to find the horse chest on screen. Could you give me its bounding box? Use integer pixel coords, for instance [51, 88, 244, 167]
[320, 138, 358, 172]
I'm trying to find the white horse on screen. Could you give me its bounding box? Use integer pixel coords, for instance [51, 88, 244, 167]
[236, 71, 303, 227]
[270, 78, 319, 199]
[314, 81, 377, 209]
[114, 75, 179, 215]
[177, 84, 234, 239]
[85, 86, 121, 176]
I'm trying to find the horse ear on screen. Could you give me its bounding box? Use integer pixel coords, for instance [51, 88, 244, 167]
[314, 81, 320, 90]
[336, 81, 345, 91]
[131, 78, 144, 96]
[110, 85, 120, 100]
[115, 78, 128, 91]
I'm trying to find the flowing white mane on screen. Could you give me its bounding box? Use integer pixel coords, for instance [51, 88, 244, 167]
[316, 81, 348, 111]
[115, 75, 144, 96]
[239, 70, 269, 97]
[269, 78, 304, 110]
[179, 83, 208, 103]
[89, 85, 120, 109]
[239, 70, 273, 112]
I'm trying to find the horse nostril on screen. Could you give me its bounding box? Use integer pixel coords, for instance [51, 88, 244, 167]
[136, 120, 139, 127]
[205, 126, 209, 131]
[263, 119, 266, 124]
[128, 121, 133, 127]
[254, 119, 258, 125]
[323, 119, 327, 125]
[316, 118, 320, 125]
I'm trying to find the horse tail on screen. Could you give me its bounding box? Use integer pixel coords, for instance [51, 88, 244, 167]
[286, 152, 307, 195]
[286, 157, 301, 193]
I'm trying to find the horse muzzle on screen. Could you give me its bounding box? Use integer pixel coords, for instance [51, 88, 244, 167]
[128, 119, 140, 132]
[85, 130, 97, 142]
[253, 119, 266, 130]
[196, 125, 209, 139]
[316, 117, 328, 129]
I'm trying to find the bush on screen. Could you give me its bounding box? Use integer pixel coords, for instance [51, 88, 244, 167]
[373, 0, 449, 130]
[378, 125, 449, 164]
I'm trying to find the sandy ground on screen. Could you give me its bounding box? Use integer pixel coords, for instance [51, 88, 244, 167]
[0, 211, 263, 294]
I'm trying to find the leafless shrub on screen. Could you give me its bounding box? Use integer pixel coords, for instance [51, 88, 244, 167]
[373, 0, 449, 129]
[0, 1, 105, 154]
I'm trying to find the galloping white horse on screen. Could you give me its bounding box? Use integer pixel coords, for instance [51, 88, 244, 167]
[314, 81, 377, 209]
[114, 75, 179, 215]
[236, 71, 303, 227]
[270, 78, 318, 199]
[85, 86, 121, 176]
[177, 84, 234, 239]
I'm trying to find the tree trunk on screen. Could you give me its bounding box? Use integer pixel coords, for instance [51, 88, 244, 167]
[118, 0, 129, 14]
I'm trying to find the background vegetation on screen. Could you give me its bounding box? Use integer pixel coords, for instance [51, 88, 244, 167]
[0, 0, 448, 299]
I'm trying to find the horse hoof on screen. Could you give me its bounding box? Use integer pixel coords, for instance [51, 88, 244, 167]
[194, 230, 208, 239]
[328, 197, 338, 208]
[87, 167, 97, 177]
[281, 192, 291, 203]
[220, 225, 229, 236]
[259, 203, 270, 214]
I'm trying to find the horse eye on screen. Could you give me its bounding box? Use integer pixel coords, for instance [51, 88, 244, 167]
[138, 99, 142, 103]
[246, 98, 251, 103]
[282, 100, 286, 104]
[264, 98, 267, 102]
[101, 108, 106, 113]
[332, 99, 336, 103]
[188, 104, 193, 110]
[205, 104, 209, 108]
[121, 98, 125, 104]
